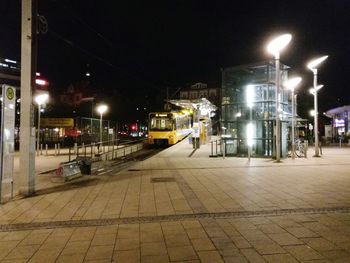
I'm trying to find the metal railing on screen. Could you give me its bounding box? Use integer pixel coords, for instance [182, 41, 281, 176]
[68, 138, 146, 162]
[209, 139, 223, 158]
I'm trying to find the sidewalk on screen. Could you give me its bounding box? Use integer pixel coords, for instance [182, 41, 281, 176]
[0, 138, 350, 262]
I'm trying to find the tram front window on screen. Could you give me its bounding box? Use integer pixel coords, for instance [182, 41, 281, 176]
[149, 115, 173, 131]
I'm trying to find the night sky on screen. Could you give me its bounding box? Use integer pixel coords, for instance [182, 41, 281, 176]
[1, 0, 349, 122]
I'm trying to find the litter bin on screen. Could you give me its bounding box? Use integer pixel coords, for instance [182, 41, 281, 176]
[79, 158, 92, 175]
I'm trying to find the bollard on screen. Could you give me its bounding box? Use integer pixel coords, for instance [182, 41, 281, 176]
[69, 147, 71, 162]
[74, 143, 77, 155]
[304, 141, 308, 158]
[40, 144, 43, 155]
[92, 143, 95, 158]
[215, 140, 218, 155]
[54, 144, 57, 156]
[58, 143, 60, 155]
[45, 144, 48, 156]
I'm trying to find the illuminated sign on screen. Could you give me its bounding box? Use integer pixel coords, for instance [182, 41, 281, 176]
[41, 118, 74, 128]
[335, 119, 345, 127]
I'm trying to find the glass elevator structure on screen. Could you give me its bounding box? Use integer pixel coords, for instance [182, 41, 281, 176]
[221, 60, 292, 157]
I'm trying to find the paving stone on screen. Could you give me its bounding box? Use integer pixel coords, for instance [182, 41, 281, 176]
[55, 254, 85, 263]
[230, 236, 251, 249]
[28, 247, 62, 262]
[113, 249, 140, 263]
[61, 240, 91, 255]
[268, 232, 304, 246]
[250, 239, 285, 255]
[115, 238, 140, 251]
[167, 245, 198, 261]
[319, 249, 350, 261]
[5, 245, 40, 260]
[141, 254, 169, 263]
[197, 250, 224, 263]
[240, 248, 265, 262]
[91, 233, 116, 246]
[259, 223, 286, 234]
[141, 241, 167, 256]
[284, 245, 325, 261]
[263, 253, 299, 263]
[301, 237, 340, 251]
[191, 238, 216, 251]
[85, 245, 114, 260]
[286, 227, 320, 238]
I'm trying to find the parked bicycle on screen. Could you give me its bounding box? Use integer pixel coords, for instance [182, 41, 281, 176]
[287, 138, 306, 158]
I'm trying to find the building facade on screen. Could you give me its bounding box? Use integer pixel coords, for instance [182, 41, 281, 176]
[325, 105, 350, 141]
[179, 82, 220, 108]
[221, 60, 292, 157]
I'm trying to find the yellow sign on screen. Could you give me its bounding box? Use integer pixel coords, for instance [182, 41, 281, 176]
[41, 118, 74, 128]
[6, 87, 14, 100]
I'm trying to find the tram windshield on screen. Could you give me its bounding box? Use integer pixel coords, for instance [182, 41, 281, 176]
[149, 113, 174, 131]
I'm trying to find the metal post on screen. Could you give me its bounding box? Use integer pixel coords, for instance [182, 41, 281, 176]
[58, 143, 60, 155]
[40, 144, 43, 155]
[275, 54, 281, 162]
[68, 147, 71, 162]
[45, 144, 48, 156]
[54, 144, 57, 156]
[291, 90, 295, 159]
[313, 70, 320, 157]
[100, 112, 103, 144]
[36, 105, 40, 156]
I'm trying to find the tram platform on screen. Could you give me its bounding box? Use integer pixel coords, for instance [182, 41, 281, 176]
[1, 137, 350, 262]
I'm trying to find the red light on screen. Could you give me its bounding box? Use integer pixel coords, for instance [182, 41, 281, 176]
[131, 125, 136, 130]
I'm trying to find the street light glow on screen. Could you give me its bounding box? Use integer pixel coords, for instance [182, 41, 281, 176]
[35, 93, 49, 105]
[307, 55, 328, 71]
[266, 34, 292, 57]
[97, 104, 108, 114]
[309, 85, 324, 95]
[284, 77, 302, 91]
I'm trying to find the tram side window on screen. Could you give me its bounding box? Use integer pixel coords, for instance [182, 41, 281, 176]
[150, 117, 173, 131]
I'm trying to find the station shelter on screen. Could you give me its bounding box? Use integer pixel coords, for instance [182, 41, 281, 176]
[168, 98, 217, 145]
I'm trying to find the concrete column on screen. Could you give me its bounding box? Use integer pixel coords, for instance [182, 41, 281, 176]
[19, 0, 37, 196]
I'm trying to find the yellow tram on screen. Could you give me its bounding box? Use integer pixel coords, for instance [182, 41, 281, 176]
[148, 111, 191, 145]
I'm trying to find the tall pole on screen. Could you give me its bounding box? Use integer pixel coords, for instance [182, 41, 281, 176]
[19, 0, 36, 196]
[36, 105, 40, 156]
[313, 70, 320, 156]
[291, 90, 295, 159]
[100, 112, 103, 143]
[275, 54, 281, 162]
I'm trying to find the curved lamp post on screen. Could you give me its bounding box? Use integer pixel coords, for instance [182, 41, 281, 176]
[96, 104, 108, 144]
[35, 93, 49, 156]
[284, 77, 302, 159]
[307, 56, 328, 157]
[267, 34, 292, 162]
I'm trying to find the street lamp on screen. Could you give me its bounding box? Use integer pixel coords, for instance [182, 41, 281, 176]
[284, 77, 302, 159]
[97, 104, 108, 144]
[35, 93, 49, 156]
[267, 33, 292, 162]
[307, 55, 328, 157]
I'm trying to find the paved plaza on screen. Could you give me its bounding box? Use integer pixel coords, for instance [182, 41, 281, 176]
[1, 139, 350, 262]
